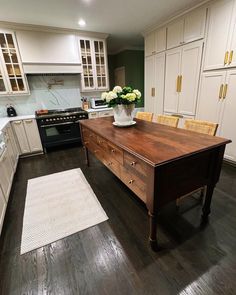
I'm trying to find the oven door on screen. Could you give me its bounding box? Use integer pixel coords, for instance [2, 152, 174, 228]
[39, 121, 81, 148]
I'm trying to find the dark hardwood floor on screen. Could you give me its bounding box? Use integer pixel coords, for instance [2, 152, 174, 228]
[0, 146, 236, 295]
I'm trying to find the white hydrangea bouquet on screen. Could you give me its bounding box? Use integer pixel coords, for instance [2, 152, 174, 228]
[101, 86, 142, 126]
[101, 86, 141, 107]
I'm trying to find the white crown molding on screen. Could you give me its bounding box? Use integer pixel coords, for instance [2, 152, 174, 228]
[142, 0, 212, 36]
[0, 21, 109, 39]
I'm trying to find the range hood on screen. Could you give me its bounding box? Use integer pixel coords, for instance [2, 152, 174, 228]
[16, 30, 82, 74]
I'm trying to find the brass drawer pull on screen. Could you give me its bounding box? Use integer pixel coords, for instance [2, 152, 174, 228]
[111, 149, 115, 153]
[108, 162, 112, 166]
[128, 179, 134, 184]
[130, 161, 136, 166]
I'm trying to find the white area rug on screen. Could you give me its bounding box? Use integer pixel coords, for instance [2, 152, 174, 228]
[21, 168, 108, 254]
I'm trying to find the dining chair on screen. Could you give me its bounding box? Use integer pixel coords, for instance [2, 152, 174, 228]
[135, 111, 153, 122]
[176, 119, 218, 208]
[184, 119, 218, 136]
[156, 114, 179, 128]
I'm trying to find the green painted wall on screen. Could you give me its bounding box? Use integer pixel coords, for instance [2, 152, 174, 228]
[108, 50, 144, 107]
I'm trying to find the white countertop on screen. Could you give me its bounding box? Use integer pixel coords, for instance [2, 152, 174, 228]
[86, 107, 113, 113]
[0, 115, 35, 131]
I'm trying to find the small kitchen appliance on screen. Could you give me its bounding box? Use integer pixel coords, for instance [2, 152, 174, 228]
[90, 98, 108, 109]
[7, 105, 17, 117]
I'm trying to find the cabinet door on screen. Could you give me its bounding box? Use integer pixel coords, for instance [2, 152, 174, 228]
[79, 39, 96, 91]
[23, 119, 43, 153]
[0, 31, 29, 95]
[145, 31, 156, 57]
[184, 7, 206, 43]
[12, 120, 30, 154]
[145, 55, 156, 112]
[0, 186, 7, 234]
[6, 124, 19, 164]
[203, 0, 234, 71]
[155, 27, 166, 53]
[93, 40, 109, 90]
[219, 70, 236, 161]
[0, 148, 13, 201]
[154, 52, 165, 115]
[196, 71, 226, 124]
[167, 18, 184, 49]
[228, 9, 236, 68]
[178, 41, 203, 116]
[164, 48, 182, 113]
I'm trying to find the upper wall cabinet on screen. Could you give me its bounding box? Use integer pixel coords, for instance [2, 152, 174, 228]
[78, 38, 109, 92]
[145, 27, 166, 57]
[16, 30, 82, 74]
[0, 30, 29, 96]
[167, 7, 207, 50]
[204, 0, 236, 71]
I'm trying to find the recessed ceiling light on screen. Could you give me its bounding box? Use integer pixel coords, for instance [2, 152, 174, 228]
[78, 19, 86, 27]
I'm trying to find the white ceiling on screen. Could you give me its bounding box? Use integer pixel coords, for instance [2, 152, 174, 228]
[0, 0, 205, 53]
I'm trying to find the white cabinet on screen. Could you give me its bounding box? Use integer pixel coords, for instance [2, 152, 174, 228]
[0, 147, 13, 201]
[145, 52, 165, 115]
[23, 119, 43, 152]
[167, 18, 184, 49]
[78, 38, 109, 91]
[12, 120, 30, 154]
[164, 41, 203, 116]
[88, 109, 113, 119]
[167, 7, 206, 49]
[0, 186, 6, 234]
[197, 70, 236, 162]
[0, 30, 29, 95]
[204, 0, 236, 70]
[88, 112, 99, 119]
[145, 27, 166, 57]
[12, 119, 42, 155]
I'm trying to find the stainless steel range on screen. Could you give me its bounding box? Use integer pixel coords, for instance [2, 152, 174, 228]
[35, 107, 88, 152]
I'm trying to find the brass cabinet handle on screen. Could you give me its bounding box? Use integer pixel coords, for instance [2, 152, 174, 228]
[24, 119, 33, 123]
[13, 121, 22, 125]
[223, 84, 228, 99]
[229, 50, 234, 65]
[151, 87, 155, 97]
[176, 76, 180, 92]
[179, 75, 182, 92]
[219, 84, 224, 99]
[128, 179, 134, 184]
[224, 51, 229, 65]
[172, 113, 183, 118]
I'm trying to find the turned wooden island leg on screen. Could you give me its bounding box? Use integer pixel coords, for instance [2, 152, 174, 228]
[84, 146, 90, 167]
[201, 184, 215, 224]
[148, 211, 158, 251]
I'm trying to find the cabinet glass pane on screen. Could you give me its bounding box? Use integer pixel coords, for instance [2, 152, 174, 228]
[89, 78, 94, 88]
[6, 64, 14, 77]
[10, 79, 18, 91]
[3, 50, 10, 63]
[97, 77, 101, 87]
[88, 65, 93, 76]
[85, 40, 90, 52]
[94, 41, 99, 53]
[17, 79, 25, 91]
[10, 50, 18, 63]
[102, 77, 106, 87]
[82, 55, 87, 65]
[0, 34, 6, 48]
[0, 79, 6, 92]
[6, 34, 15, 48]
[99, 41, 104, 53]
[84, 78, 89, 87]
[80, 40, 85, 52]
[14, 65, 21, 76]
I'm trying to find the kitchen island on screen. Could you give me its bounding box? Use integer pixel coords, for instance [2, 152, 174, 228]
[80, 117, 231, 251]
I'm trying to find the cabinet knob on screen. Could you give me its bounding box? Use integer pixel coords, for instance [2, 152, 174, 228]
[128, 179, 134, 184]
[130, 161, 136, 166]
[111, 149, 115, 153]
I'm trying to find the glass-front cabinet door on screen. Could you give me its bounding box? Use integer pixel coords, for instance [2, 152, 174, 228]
[93, 40, 108, 90]
[78, 37, 109, 92]
[0, 31, 29, 96]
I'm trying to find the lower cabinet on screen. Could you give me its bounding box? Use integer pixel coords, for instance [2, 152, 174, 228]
[0, 147, 13, 202]
[88, 110, 113, 119]
[12, 119, 42, 155]
[0, 186, 6, 234]
[197, 70, 236, 162]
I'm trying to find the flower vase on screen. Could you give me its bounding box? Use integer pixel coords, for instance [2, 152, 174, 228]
[113, 104, 135, 126]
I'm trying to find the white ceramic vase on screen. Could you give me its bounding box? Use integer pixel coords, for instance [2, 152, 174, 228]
[113, 104, 135, 125]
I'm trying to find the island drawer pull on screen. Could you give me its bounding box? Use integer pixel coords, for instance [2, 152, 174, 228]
[130, 161, 136, 166]
[128, 179, 134, 184]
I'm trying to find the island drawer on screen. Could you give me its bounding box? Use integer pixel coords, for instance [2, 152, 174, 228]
[124, 151, 148, 178]
[104, 157, 121, 178]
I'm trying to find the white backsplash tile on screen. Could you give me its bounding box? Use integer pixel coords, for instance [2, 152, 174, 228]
[0, 75, 83, 117]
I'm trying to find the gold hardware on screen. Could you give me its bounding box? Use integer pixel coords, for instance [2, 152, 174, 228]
[224, 51, 229, 65]
[223, 84, 228, 99]
[176, 76, 180, 92]
[111, 149, 115, 153]
[25, 119, 32, 123]
[128, 179, 134, 184]
[179, 75, 182, 92]
[151, 87, 155, 97]
[130, 161, 136, 166]
[13, 121, 21, 125]
[229, 50, 234, 64]
[219, 84, 224, 99]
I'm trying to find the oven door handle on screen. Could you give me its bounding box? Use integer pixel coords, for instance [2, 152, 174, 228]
[40, 122, 75, 128]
